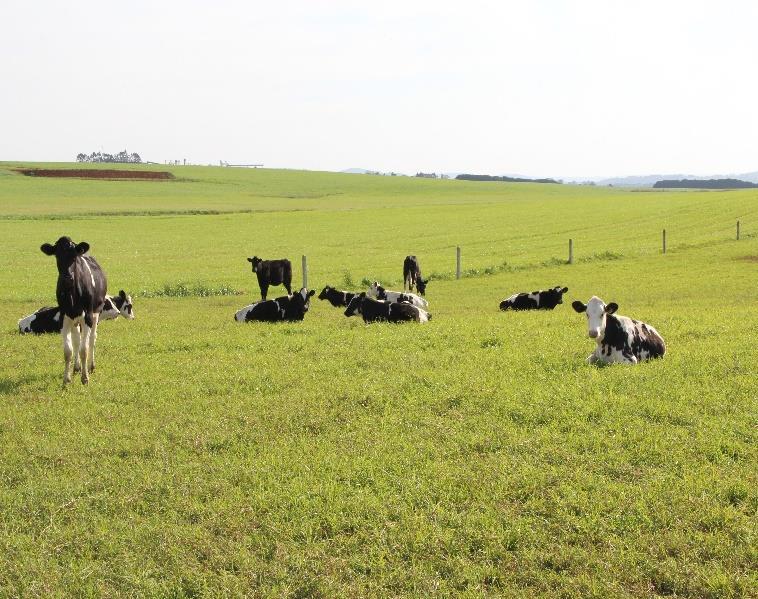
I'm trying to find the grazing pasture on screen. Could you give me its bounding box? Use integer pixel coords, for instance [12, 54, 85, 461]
[0, 163, 756, 597]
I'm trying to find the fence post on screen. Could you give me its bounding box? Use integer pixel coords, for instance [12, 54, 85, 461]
[302, 255, 308, 289]
[456, 246, 461, 279]
[737, 220, 740, 240]
[568, 239, 573, 264]
[662, 229, 666, 254]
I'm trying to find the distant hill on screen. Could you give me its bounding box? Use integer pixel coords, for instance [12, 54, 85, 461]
[341, 168, 371, 174]
[653, 178, 758, 189]
[596, 171, 758, 187]
[456, 174, 560, 184]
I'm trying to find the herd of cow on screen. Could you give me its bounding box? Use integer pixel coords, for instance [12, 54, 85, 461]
[22, 238, 666, 386]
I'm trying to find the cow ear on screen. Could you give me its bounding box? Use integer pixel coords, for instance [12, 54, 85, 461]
[572, 301, 587, 313]
[360, 292, 366, 298]
[247, 257, 254, 263]
[561, 287, 568, 293]
[119, 289, 126, 299]
[75, 242, 89, 255]
[605, 302, 618, 314]
[308, 290, 315, 297]
[41, 243, 56, 255]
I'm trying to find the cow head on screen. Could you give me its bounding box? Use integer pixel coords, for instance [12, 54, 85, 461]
[41, 237, 89, 272]
[118, 289, 135, 320]
[247, 256, 263, 272]
[344, 292, 366, 317]
[572, 296, 618, 339]
[547, 286, 569, 304]
[292, 288, 315, 313]
[416, 278, 428, 296]
[318, 286, 333, 301]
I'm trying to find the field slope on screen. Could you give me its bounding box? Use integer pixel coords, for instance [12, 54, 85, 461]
[0, 164, 756, 597]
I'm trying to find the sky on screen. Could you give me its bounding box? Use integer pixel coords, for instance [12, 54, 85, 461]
[3, 0, 758, 178]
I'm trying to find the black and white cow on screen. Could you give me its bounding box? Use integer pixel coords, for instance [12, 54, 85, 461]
[18, 290, 135, 334]
[318, 285, 356, 308]
[247, 256, 292, 300]
[344, 293, 431, 323]
[40, 236, 108, 385]
[499, 286, 569, 311]
[235, 288, 315, 322]
[572, 296, 666, 365]
[403, 255, 428, 295]
[367, 281, 428, 309]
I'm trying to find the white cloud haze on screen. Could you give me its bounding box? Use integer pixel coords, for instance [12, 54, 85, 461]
[3, 0, 758, 178]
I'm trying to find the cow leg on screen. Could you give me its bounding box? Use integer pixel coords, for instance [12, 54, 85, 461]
[62, 317, 75, 385]
[73, 323, 82, 372]
[79, 320, 92, 385]
[260, 283, 268, 301]
[88, 313, 100, 373]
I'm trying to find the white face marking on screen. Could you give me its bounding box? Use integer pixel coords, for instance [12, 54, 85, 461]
[18, 313, 36, 333]
[120, 294, 135, 320]
[367, 282, 380, 298]
[585, 296, 608, 339]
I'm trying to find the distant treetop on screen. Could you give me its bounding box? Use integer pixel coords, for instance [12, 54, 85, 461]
[76, 150, 142, 164]
[456, 174, 560, 184]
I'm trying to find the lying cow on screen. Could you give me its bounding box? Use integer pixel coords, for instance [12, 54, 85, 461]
[247, 256, 292, 300]
[318, 285, 356, 308]
[403, 255, 428, 295]
[344, 293, 431, 323]
[18, 290, 135, 334]
[235, 288, 315, 322]
[500, 286, 568, 311]
[367, 281, 428, 309]
[572, 296, 666, 364]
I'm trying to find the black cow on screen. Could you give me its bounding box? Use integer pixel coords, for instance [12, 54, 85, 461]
[499, 286, 569, 311]
[247, 256, 292, 300]
[40, 237, 108, 385]
[344, 293, 431, 323]
[572, 296, 666, 364]
[403, 255, 428, 295]
[235, 288, 315, 322]
[18, 290, 135, 334]
[318, 285, 356, 308]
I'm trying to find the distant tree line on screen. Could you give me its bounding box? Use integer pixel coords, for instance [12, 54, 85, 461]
[456, 174, 560, 184]
[653, 178, 758, 189]
[76, 150, 142, 164]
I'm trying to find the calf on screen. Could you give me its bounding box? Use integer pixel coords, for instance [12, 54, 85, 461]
[500, 286, 568, 311]
[572, 296, 666, 364]
[344, 293, 431, 323]
[235, 288, 315, 322]
[247, 256, 292, 300]
[41, 237, 107, 384]
[18, 290, 135, 334]
[403, 255, 428, 295]
[318, 285, 356, 308]
[367, 281, 428, 309]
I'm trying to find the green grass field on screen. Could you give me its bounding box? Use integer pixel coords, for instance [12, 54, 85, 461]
[1, 164, 756, 597]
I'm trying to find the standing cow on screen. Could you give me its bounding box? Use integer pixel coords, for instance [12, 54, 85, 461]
[40, 237, 107, 385]
[572, 296, 666, 364]
[247, 256, 292, 300]
[403, 255, 428, 296]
